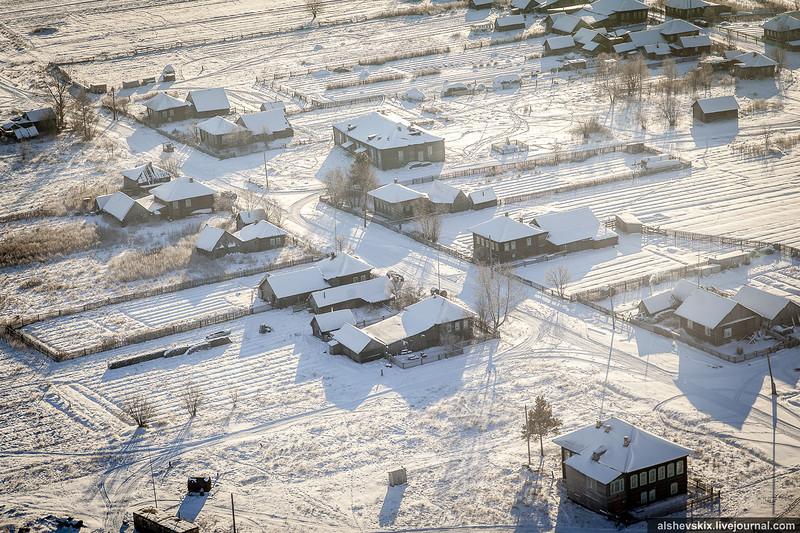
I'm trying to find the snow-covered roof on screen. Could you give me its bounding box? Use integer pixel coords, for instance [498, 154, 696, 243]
[368, 182, 426, 204]
[674, 289, 741, 329]
[553, 418, 692, 484]
[364, 295, 473, 345]
[12, 125, 38, 139]
[574, 28, 606, 45]
[675, 34, 711, 48]
[693, 96, 739, 114]
[102, 191, 136, 222]
[260, 101, 286, 112]
[470, 216, 546, 242]
[762, 12, 800, 32]
[735, 52, 778, 69]
[613, 41, 637, 54]
[588, 0, 649, 15]
[121, 162, 171, 184]
[233, 220, 286, 241]
[657, 19, 701, 35]
[733, 285, 793, 321]
[532, 207, 606, 246]
[236, 109, 291, 135]
[472, 0, 493, 5]
[640, 291, 676, 315]
[511, 0, 535, 8]
[333, 112, 443, 150]
[151, 177, 215, 203]
[143, 92, 189, 111]
[310, 277, 392, 309]
[94, 194, 113, 210]
[551, 14, 583, 34]
[672, 279, 699, 303]
[186, 88, 230, 113]
[403, 88, 425, 102]
[197, 116, 247, 136]
[664, 0, 710, 9]
[628, 29, 666, 48]
[333, 322, 379, 353]
[22, 108, 55, 122]
[195, 226, 227, 252]
[135, 195, 166, 213]
[315, 252, 373, 281]
[263, 267, 329, 299]
[545, 35, 576, 51]
[583, 41, 603, 52]
[427, 181, 463, 204]
[237, 209, 266, 225]
[468, 188, 497, 203]
[312, 309, 356, 334]
[496, 14, 525, 27]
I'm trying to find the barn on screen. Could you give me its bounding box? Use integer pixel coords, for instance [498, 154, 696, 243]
[22, 108, 57, 134]
[544, 35, 577, 55]
[150, 177, 215, 219]
[331, 323, 387, 363]
[675, 288, 760, 345]
[427, 181, 469, 213]
[553, 418, 692, 515]
[468, 188, 498, 210]
[100, 191, 153, 226]
[691, 96, 739, 123]
[470, 215, 548, 262]
[185, 88, 231, 118]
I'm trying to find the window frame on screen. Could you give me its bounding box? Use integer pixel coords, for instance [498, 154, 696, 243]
[630, 474, 638, 489]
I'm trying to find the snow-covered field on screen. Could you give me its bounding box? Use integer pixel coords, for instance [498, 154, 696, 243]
[2, 0, 800, 531]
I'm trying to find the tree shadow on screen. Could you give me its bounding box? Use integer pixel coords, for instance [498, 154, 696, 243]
[378, 484, 406, 527]
[511, 463, 554, 531]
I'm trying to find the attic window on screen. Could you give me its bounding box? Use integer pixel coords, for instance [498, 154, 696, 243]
[409, 130, 422, 136]
[347, 123, 356, 131]
[368, 133, 377, 140]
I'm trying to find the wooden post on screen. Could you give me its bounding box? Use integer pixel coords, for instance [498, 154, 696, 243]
[231, 493, 237, 533]
[766, 351, 778, 396]
[525, 405, 531, 465]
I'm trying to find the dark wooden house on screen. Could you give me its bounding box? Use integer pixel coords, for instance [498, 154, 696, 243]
[332, 112, 445, 171]
[185, 88, 230, 118]
[310, 309, 356, 340]
[531, 207, 619, 253]
[675, 288, 760, 345]
[142, 93, 191, 124]
[586, 0, 649, 27]
[468, 188, 498, 210]
[732, 52, 777, 79]
[258, 267, 329, 308]
[121, 162, 172, 193]
[315, 252, 374, 287]
[150, 177, 215, 219]
[691, 96, 739, 123]
[100, 191, 152, 226]
[22, 107, 57, 134]
[368, 182, 426, 221]
[553, 418, 692, 516]
[427, 181, 469, 213]
[733, 285, 800, 329]
[762, 12, 800, 43]
[664, 0, 712, 19]
[470, 215, 549, 262]
[194, 225, 242, 258]
[309, 277, 392, 315]
[232, 220, 287, 253]
[197, 116, 250, 149]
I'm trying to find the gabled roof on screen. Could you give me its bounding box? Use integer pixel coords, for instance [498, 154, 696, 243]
[531, 207, 607, 246]
[233, 220, 286, 241]
[333, 112, 443, 150]
[151, 177, 215, 203]
[664, 0, 711, 9]
[427, 181, 464, 204]
[735, 52, 778, 68]
[260, 101, 286, 112]
[22, 108, 55, 122]
[550, 14, 584, 34]
[315, 252, 373, 281]
[674, 288, 745, 329]
[94, 194, 114, 210]
[311, 309, 356, 334]
[121, 162, 171, 184]
[733, 285, 794, 321]
[197, 116, 247, 136]
[693, 95, 739, 114]
[472, 0, 493, 5]
[511, 0, 536, 8]
[627, 29, 667, 47]
[333, 322, 380, 353]
[545, 35, 576, 50]
[496, 14, 525, 27]
[364, 295, 474, 345]
[195, 226, 240, 252]
[143, 92, 189, 112]
[468, 188, 497, 203]
[674, 34, 712, 48]
[310, 277, 392, 309]
[236, 209, 267, 225]
[640, 290, 677, 316]
[613, 41, 637, 54]
[136, 195, 166, 213]
[673, 279, 699, 303]
[263, 267, 329, 299]
[102, 191, 137, 222]
[762, 12, 800, 32]
[186, 88, 230, 113]
[644, 43, 672, 56]
[657, 19, 701, 36]
[368, 182, 426, 204]
[574, 27, 607, 45]
[470, 216, 546, 242]
[236, 109, 291, 135]
[588, 0, 649, 14]
[553, 418, 692, 484]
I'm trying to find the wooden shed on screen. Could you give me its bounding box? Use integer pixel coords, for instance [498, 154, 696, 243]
[133, 507, 199, 533]
[691, 96, 739, 123]
[615, 213, 642, 233]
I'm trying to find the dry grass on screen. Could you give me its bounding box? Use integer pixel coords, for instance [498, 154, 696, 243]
[358, 46, 450, 66]
[412, 68, 441, 78]
[325, 73, 406, 91]
[376, 2, 466, 19]
[0, 221, 100, 268]
[106, 234, 197, 282]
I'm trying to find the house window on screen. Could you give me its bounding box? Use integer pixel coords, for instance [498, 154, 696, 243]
[162, 111, 168, 118]
[398, 150, 404, 162]
[586, 478, 597, 491]
[353, 276, 358, 283]
[649, 469, 656, 484]
[427, 145, 433, 156]
[173, 201, 179, 209]
[454, 320, 461, 331]
[649, 489, 656, 502]
[185, 199, 191, 208]
[670, 482, 679, 495]
[704, 326, 711, 336]
[687, 319, 694, 329]
[361, 274, 367, 281]
[658, 466, 665, 480]
[640, 472, 647, 486]
[630, 474, 638, 489]
[610, 478, 625, 495]
[511, 241, 516, 250]
[504, 243, 510, 252]
[676, 460, 684, 475]
[169, 109, 175, 117]
[668, 463, 675, 477]
[640, 492, 648, 504]
[724, 328, 732, 338]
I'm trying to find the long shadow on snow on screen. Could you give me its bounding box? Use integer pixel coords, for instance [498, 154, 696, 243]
[511, 463, 555, 532]
[378, 484, 406, 527]
[690, 120, 739, 149]
[177, 492, 208, 523]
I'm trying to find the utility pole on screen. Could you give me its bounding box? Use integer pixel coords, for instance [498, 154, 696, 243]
[437, 247, 441, 291]
[111, 88, 117, 121]
[148, 449, 158, 508]
[524, 405, 531, 465]
[766, 351, 778, 396]
[231, 493, 237, 533]
[263, 151, 269, 189]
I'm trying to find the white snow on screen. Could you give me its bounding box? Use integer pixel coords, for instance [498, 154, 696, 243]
[332, 111, 442, 150]
[470, 215, 545, 242]
[733, 285, 795, 321]
[151, 177, 216, 203]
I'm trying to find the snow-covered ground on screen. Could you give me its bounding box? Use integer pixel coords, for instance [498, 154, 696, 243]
[2, 1, 800, 531]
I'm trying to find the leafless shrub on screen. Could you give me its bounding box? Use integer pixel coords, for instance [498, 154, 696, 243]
[412, 68, 441, 77]
[304, 0, 323, 19]
[181, 380, 203, 417]
[158, 153, 182, 176]
[122, 393, 154, 427]
[358, 46, 450, 66]
[229, 387, 239, 407]
[264, 197, 284, 226]
[0, 221, 100, 268]
[412, 200, 446, 242]
[326, 73, 406, 90]
[422, 105, 443, 115]
[390, 281, 426, 311]
[376, 2, 465, 19]
[660, 94, 681, 127]
[107, 235, 196, 282]
[545, 265, 571, 299]
[570, 116, 609, 139]
[618, 56, 649, 99]
[70, 88, 100, 141]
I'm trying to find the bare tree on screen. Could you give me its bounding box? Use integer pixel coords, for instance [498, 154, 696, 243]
[158, 153, 182, 177]
[769, 46, 787, 75]
[181, 380, 203, 417]
[762, 125, 772, 154]
[390, 281, 426, 311]
[323, 167, 348, 208]
[264, 196, 284, 226]
[347, 152, 377, 210]
[659, 93, 681, 127]
[122, 393, 154, 427]
[570, 116, 608, 139]
[594, 53, 619, 104]
[70, 88, 100, 140]
[618, 56, 648, 99]
[659, 58, 680, 95]
[41, 67, 69, 131]
[544, 264, 571, 299]
[304, 0, 323, 19]
[412, 199, 446, 242]
[472, 263, 525, 334]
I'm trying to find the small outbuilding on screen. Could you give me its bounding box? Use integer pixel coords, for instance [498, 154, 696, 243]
[544, 35, 577, 55]
[194, 225, 242, 258]
[142, 93, 191, 124]
[133, 507, 199, 533]
[309, 277, 393, 314]
[469, 0, 494, 8]
[468, 188, 498, 210]
[185, 88, 231, 118]
[733, 285, 800, 329]
[495, 15, 526, 31]
[150, 177, 216, 219]
[691, 96, 739, 123]
[614, 213, 642, 233]
[310, 309, 356, 340]
[235, 209, 267, 230]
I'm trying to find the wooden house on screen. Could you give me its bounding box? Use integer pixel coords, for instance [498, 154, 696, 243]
[733, 52, 777, 79]
[469, 0, 494, 8]
[311, 309, 356, 340]
[664, 0, 712, 19]
[235, 209, 267, 230]
[133, 507, 199, 533]
[671, 34, 712, 56]
[185, 88, 230, 118]
[309, 277, 392, 314]
[315, 252, 374, 287]
[762, 12, 800, 43]
[369, 182, 426, 221]
[469, 215, 548, 262]
[150, 177, 215, 219]
[531, 207, 619, 253]
[21, 108, 57, 134]
[468, 188, 498, 210]
[235, 109, 293, 141]
[511, 0, 538, 11]
[197, 116, 250, 149]
[194, 226, 242, 258]
[553, 418, 692, 515]
[638, 279, 698, 317]
[121, 162, 172, 193]
[544, 35, 577, 55]
[100, 191, 153, 226]
[427, 181, 469, 213]
[547, 14, 591, 35]
[675, 288, 759, 345]
[585, 0, 649, 27]
[691, 96, 739, 123]
[232, 220, 287, 253]
[657, 19, 701, 42]
[733, 286, 800, 329]
[258, 267, 329, 308]
[331, 323, 387, 363]
[142, 93, 191, 124]
[495, 15, 526, 31]
[93, 194, 114, 213]
[332, 112, 445, 170]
